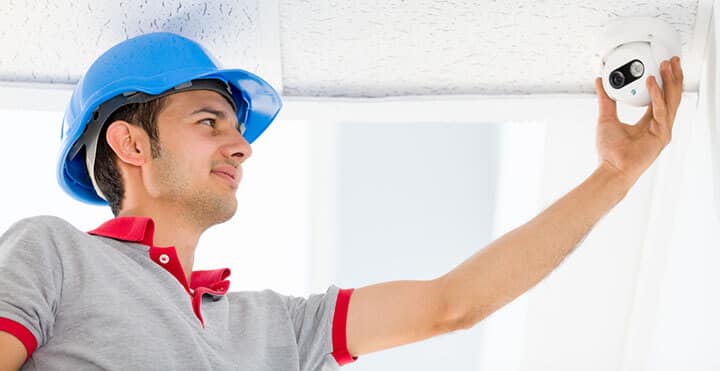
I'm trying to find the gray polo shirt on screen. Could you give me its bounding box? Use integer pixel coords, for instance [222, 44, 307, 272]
[0, 216, 357, 370]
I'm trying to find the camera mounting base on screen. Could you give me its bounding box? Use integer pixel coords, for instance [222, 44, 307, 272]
[596, 17, 682, 66]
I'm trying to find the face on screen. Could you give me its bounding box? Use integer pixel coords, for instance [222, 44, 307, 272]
[144, 89, 252, 226]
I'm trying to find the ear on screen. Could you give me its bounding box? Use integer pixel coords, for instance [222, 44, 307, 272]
[105, 120, 151, 167]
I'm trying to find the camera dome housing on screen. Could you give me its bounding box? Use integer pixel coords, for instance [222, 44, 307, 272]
[596, 17, 681, 107]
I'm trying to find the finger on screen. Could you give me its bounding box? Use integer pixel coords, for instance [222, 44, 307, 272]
[660, 59, 681, 106]
[668, 56, 684, 106]
[647, 75, 665, 102]
[660, 59, 676, 85]
[641, 104, 654, 123]
[595, 77, 618, 121]
[647, 75, 670, 134]
[634, 104, 654, 131]
[671, 56, 684, 83]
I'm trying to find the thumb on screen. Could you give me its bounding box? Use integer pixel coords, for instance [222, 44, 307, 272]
[595, 77, 618, 122]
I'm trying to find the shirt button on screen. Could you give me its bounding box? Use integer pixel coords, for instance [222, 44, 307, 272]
[159, 254, 170, 264]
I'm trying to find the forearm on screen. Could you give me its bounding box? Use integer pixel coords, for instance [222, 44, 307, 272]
[439, 163, 633, 328]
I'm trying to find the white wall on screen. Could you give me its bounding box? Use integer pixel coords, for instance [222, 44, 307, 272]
[333, 121, 501, 370]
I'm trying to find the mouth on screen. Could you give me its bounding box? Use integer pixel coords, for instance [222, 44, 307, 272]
[211, 169, 239, 189]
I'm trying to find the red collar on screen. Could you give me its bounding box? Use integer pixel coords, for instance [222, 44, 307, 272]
[88, 217, 231, 291]
[89, 216, 156, 245]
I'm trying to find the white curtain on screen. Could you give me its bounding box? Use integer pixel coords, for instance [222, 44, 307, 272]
[622, 4, 720, 369]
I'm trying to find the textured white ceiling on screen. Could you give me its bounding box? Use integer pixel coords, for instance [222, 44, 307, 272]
[279, 0, 702, 96]
[0, 0, 275, 84]
[0, 0, 707, 97]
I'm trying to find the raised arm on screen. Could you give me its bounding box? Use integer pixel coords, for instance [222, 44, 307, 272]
[345, 57, 684, 357]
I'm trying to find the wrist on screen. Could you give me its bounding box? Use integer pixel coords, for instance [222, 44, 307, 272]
[594, 162, 635, 200]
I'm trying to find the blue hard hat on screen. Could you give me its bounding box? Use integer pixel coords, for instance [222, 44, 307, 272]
[58, 32, 282, 205]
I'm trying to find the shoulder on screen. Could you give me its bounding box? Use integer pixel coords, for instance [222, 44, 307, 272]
[227, 289, 292, 308]
[0, 215, 87, 258]
[4, 215, 80, 236]
[227, 287, 342, 315]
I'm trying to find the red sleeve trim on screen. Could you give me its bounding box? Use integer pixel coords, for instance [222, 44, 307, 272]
[0, 317, 38, 361]
[331, 288, 357, 366]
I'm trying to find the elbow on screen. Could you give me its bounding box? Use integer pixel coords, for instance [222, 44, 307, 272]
[435, 276, 488, 332]
[443, 306, 487, 331]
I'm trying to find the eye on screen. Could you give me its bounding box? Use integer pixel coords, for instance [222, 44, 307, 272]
[199, 118, 216, 128]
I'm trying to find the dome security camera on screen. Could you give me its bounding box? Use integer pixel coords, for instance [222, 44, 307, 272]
[596, 18, 681, 107]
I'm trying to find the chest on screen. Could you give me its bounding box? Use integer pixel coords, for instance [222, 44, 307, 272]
[28, 269, 301, 370]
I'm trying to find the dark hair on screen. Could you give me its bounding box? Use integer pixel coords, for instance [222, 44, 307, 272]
[94, 97, 168, 216]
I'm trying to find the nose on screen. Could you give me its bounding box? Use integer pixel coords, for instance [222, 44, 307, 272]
[221, 127, 253, 163]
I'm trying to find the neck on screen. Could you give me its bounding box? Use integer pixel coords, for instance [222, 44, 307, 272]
[118, 204, 207, 283]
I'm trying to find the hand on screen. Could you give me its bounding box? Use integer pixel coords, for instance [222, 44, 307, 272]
[594, 56, 684, 186]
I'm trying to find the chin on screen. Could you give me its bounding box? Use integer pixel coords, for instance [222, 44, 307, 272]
[211, 197, 238, 224]
[216, 203, 238, 224]
[188, 194, 238, 227]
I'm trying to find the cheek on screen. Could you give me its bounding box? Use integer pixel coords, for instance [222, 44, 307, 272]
[159, 126, 219, 166]
[165, 140, 215, 174]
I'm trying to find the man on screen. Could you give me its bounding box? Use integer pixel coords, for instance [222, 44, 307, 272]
[0, 32, 683, 370]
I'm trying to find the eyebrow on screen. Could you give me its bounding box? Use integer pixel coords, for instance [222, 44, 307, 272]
[189, 107, 230, 119]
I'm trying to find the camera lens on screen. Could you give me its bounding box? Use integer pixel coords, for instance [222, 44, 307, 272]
[630, 61, 644, 78]
[610, 71, 625, 89]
